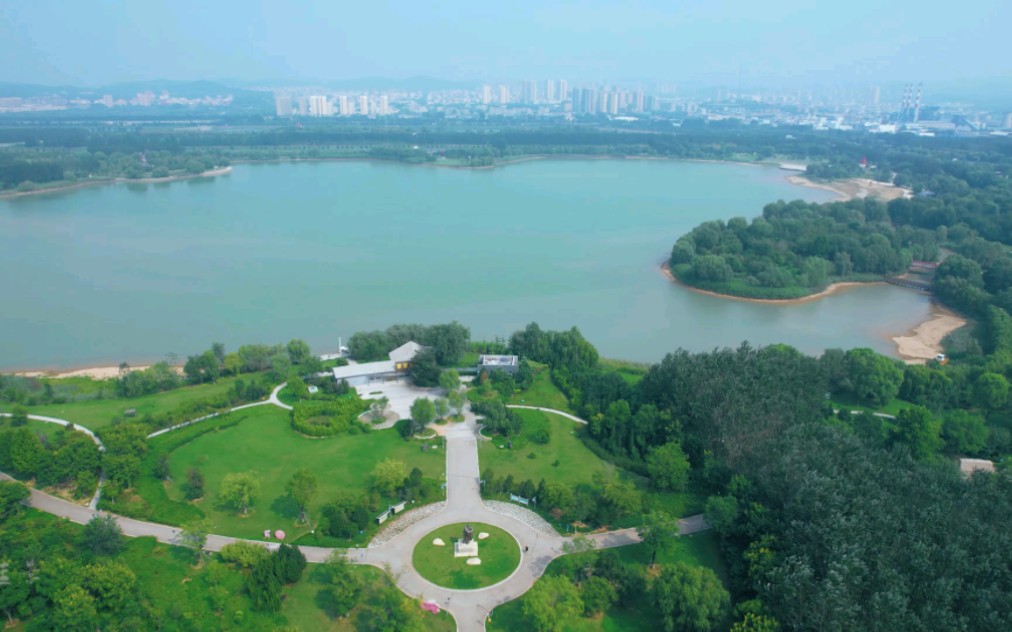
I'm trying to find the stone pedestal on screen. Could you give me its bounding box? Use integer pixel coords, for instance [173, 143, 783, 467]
[454, 540, 479, 558]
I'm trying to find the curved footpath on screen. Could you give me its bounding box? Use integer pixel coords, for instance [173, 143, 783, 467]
[2, 391, 709, 632]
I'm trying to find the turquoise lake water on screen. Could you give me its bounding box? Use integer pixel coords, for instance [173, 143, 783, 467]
[0, 159, 932, 370]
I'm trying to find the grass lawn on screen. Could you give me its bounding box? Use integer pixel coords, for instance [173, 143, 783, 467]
[506, 365, 574, 413]
[480, 410, 617, 487]
[487, 531, 728, 632]
[831, 394, 913, 417]
[599, 358, 650, 387]
[412, 523, 521, 589]
[158, 405, 446, 541]
[2, 374, 256, 431]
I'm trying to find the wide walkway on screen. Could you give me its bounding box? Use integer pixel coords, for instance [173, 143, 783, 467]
[3, 389, 709, 632]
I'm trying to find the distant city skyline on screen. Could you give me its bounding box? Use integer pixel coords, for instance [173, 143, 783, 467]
[1, 0, 1010, 88]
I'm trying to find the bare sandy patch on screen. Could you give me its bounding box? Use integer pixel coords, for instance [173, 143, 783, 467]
[892, 306, 967, 364]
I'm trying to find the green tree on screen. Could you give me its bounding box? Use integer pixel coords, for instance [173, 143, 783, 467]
[247, 554, 283, 612]
[941, 410, 989, 454]
[80, 514, 123, 556]
[184, 467, 205, 500]
[103, 454, 141, 488]
[318, 554, 361, 618]
[7, 428, 43, 475]
[219, 471, 261, 515]
[704, 495, 740, 534]
[731, 612, 780, 632]
[972, 372, 1009, 411]
[434, 397, 450, 420]
[286, 338, 312, 365]
[409, 397, 436, 434]
[639, 510, 680, 565]
[371, 459, 407, 496]
[581, 575, 618, 616]
[276, 544, 307, 583]
[448, 389, 465, 417]
[180, 519, 209, 563]
[844, 348, 904, 407]
[522, 574, 584, 632]
[409, 349, 441, 386]
[439, 369, 461, 393]
[51, 585, 98, 632]
[891, 406, 943, 461]
[652, 563, 730, 632]
[0, 481, 29, 522]
[286, 468, 318, 524]
[10, 406, 28, 427]
[0, 564, 30, 625]
[646, 441, 691, 491]
[84, 561, 135, 613]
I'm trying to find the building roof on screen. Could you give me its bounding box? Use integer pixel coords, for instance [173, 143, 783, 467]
[478, 354, 518, 366]
[959, 458, 995, 477]
[388, 341, 425, 364]
[332, 360, 397, 381]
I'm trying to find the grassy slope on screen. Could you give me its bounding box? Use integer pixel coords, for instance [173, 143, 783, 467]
[160, 405, 445, 540]
[412, 523, 521, 589]
[3, 375, 252, 431]
[505, 367, 574, 413]
[480, 409, 617, 486]
[487, 532, 728, 632]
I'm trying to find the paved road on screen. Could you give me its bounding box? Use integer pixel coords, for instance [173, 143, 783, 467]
[4, 393, 710, 632]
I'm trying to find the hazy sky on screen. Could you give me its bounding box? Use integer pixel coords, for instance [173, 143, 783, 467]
[1, 0, 1009, 86]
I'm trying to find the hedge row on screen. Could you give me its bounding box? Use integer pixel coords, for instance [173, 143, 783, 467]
[290, 396, 369, 437]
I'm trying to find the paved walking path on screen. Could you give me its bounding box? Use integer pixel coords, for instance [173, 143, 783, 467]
[505, 405, 587, 424]
[3, 392, 709, 631]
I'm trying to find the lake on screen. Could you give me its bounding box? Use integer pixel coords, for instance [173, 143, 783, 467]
[0, 159, 932, 370]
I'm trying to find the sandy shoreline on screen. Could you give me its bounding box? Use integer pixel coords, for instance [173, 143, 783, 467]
[13, 364, 184, 380]
[0, 166, 233, 199]
[659, 261, 884, 305]
[785, 174, 912, 202]
[891, 306, 967, 364]
[660, 262, 963, 362]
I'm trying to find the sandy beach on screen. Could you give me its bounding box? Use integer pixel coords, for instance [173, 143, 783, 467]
[891, 306, 967, 364]
[14, 364, 183, 380]
[660, 262, 884, 305]
[786, 174, 912, 202]
[0, 166, 233, 200]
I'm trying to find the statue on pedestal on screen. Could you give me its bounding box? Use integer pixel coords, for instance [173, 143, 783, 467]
[463, 524, 474, 544]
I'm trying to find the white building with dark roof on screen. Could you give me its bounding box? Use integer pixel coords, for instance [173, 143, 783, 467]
[332, 341, 426, 386]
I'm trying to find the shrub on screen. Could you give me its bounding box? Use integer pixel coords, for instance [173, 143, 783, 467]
[290, 396, 369, 437]
[219, 541, 270, 569]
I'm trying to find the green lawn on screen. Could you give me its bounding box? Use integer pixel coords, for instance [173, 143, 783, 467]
[831, 395, 914, 417]
[2, 375, 256, 431]
[158, 405, 445, 540]
[412, 523, 521, 589]
[599, 358, 650, 387]
[506, 365, 574, 413]
[480, 410, 617, 487]
[487, 532, 728, 632]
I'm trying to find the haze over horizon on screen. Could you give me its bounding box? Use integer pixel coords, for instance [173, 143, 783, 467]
[2, 0, 1010, 88]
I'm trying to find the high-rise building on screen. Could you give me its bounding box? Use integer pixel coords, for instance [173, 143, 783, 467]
[1004, 112, 1012, 129]
[337, 95, 350, 116]
[275, 94, 294, 116]
[607, 91, 619, 115]
[558, 80, 568, 102]
[522, 80, 537, 104]
[379, 95, 389, 116]
[634, 90, 644, 113]
[545, 80, 556, 103]
[308, 95, 330, 117]
[498, 84, 509, 104]
[482, 85, 492, 104]
[359, 95, 369, 116]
